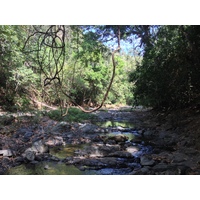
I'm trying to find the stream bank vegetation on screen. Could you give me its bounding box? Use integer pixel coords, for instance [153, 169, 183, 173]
[1, 25, 200, 115]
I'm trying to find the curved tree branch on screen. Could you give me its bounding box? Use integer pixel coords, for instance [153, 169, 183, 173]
[24, 25, 121, 114]
[60, 26, 121, 113]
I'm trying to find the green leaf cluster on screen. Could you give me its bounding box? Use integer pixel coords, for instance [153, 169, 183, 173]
[130, 25, 200, 109]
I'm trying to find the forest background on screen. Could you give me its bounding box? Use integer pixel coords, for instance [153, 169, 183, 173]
[1, 25, 200, 114]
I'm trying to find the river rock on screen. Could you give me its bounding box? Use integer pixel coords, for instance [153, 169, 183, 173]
[0, 149, 13, 157]
[23, 131, 34, 142]
[140, 155, 155, 166]
[44, 136, 65, 146]
[74, 157, 121, 169]
[32, 140, 49, 153]
[14, 156, 24, 163]
[23, 150, 35, 161]
[24, 140, 49, 156]
[98, 144, 120, 155]
[52, 122, 71, 133]
[17, 127, 32, 134]
[108, 134, 128, 143]
[44, 164, 50, 170]
[73, 158, 106, 168]
[79, 123, 98, 133]
[2, 157, 13, 167]
[49, 156, 60, 162]
[171, 152, 188, 163]
[108, 151, 133, 158]
[131, 166, 151, 175]
[152, 163, 171, 172]
[115, 126, 130, 132]
[126, 146, 139, 154]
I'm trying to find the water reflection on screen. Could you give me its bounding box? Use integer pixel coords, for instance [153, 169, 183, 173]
[50, 144, 88, 159]
[106, 132, 135, 141]
[7, 161, 96, 175]
[95, 120, 135, 129]
[7, 119, 152, 175]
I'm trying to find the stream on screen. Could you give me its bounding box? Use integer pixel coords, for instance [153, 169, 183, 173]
[3, 108, 199, 175]
[6, 118, 153, 175]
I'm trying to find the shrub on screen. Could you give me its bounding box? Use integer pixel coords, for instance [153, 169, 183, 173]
[47, 107, 95, 122]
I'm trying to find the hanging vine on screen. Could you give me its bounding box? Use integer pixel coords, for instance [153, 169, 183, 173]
[23, 25, 121, 114]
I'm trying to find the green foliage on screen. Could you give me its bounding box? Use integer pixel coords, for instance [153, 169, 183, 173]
[66, 107, 96, 122]
[0, 25, 139, 114]
[0, 26, 42, 111]
[130, 25, 200, 109]
[47, 107, 95, 122]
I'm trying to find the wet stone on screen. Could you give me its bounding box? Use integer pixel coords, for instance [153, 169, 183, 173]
[49, 156, 60, 162]
[108, 151, 133, 158]
[23, 150, 35, 161]
[98, 145, 120, 155]
[35, 154, 44, 161]
[97, 168, 133, 175]
[126, 146, 139, 154]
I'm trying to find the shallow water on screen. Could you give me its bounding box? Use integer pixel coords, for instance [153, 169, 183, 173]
[106, 132, 136, 141]
[96, 120, 135, 129]
[7, 161, 97, 175]
[49, 144, 88, 159]
[6, 119, 152, 175]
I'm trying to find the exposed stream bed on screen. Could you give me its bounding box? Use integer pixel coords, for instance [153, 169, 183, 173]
[2, 108, 200, 175]
[6, 119, 153, 175]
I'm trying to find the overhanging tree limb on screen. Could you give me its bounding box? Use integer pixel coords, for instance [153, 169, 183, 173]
[24, 25, 121, 113]
[60, 26, 121, 113]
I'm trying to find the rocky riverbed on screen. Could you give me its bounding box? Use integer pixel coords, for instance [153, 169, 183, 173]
[1, 106, 200, 175]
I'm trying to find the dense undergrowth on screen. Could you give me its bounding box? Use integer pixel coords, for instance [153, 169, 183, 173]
[47, 107, 97, 122]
